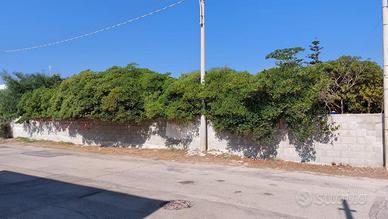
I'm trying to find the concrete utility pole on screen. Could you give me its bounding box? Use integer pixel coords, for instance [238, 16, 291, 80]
[383, 0, 388, 170]
[199, 0, 207, 152]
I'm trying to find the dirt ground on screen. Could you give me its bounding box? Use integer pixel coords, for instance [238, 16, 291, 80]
[1, 137, 388, 180]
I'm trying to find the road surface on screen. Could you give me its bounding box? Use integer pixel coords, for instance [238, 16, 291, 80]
[0, 143, 387, 219]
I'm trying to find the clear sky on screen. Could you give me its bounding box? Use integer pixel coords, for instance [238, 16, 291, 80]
[0, 0, 382, 83]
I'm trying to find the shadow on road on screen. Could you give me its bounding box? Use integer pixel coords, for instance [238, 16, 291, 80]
[0, 170, 165, 218]
[338, 199, 356, 219]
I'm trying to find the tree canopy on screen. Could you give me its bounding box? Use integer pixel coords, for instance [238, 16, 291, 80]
[0, 72, 62, 121]
[320, 56, 383, 113]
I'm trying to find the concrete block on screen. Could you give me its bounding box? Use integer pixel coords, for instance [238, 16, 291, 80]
[366, 130, 377, 137]
[364, 153, 381, 161]
[373, 146, 383, 153]
[356, 137, 366, 145]
[365, 136, 377, 143]
[349, 144, 365, 152]
[363, 145, 375, 152]
[340, 137, 356, 144]
[356, 129, 367, 137]
[375, 130, 383, 138]
[340, 151, 355, 158]
[326, 150, 341, 157]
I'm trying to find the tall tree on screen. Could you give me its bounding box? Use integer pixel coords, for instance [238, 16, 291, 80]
[308, 40, 323, 65]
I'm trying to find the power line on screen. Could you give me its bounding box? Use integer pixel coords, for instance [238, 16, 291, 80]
[3, 0, 186, 53]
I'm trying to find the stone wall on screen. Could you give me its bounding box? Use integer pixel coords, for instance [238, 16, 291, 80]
[11, 114, 384, 167]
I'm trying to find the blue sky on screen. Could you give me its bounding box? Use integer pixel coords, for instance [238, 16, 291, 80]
[0, 0, 382, 82]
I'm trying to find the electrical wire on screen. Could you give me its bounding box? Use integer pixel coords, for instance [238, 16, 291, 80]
[3, 0, 186, 53]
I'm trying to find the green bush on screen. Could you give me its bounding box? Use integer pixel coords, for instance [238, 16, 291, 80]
[156, 72, 202, 120]
[203, 68, 258, 135]
[18, 64, 174, 123]
[17, 87, 55, 121]
[203, 66, 331, 144]
[0, 72, 62, 120]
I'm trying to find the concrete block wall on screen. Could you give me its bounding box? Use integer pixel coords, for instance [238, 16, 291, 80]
[11, 120, 201, 150]
[11, 114, 384, 167]
[275, 114, 383, 167]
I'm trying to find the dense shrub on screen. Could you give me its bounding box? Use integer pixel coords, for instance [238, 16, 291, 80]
[0, 72, 62, 121]
[17, 87, 55, 121]
[3, 46, 383, 146]
[257, 64, 332, 143]
[203, 66, 331, 144]
[17, 64, 173, 123]
[203, 68, 258, 135]
[155, 72, 202, 120]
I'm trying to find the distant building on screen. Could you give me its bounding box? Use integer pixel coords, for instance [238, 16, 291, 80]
[0, 84, 6, 90]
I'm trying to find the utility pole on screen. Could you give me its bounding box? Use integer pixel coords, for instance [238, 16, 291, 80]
[383, 0, 388, 170]
[199, 0, 207, 152]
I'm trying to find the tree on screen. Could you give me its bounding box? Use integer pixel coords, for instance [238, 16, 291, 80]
[308, 40, 323, 65]
[321, 56, 383, 114]
[0, 72, 61, 121]
[359, 83, 383, 113]
[265, 47, 305, 67]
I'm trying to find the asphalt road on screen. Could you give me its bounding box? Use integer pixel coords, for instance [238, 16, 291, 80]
[0, 143, 387, 219]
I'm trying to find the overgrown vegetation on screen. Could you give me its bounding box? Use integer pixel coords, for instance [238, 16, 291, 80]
[0, 72, 62, 121]
[0, 41, 383, 144]
[320, 56, 383, 113]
